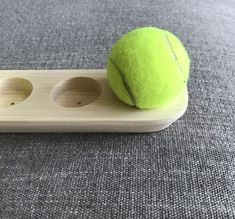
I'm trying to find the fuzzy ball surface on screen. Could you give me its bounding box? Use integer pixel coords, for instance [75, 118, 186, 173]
[107, 27, 190, 109]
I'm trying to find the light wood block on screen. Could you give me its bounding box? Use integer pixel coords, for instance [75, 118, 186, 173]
[0, 69, 188, 133]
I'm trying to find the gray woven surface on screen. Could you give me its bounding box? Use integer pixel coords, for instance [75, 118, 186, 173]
[0, 0, 235, 218]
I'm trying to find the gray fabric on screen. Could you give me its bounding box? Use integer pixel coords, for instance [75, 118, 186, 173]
[0, 0, 235, 218]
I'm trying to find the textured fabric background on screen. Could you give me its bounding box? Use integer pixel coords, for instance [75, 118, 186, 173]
[0, 0, 235, 218]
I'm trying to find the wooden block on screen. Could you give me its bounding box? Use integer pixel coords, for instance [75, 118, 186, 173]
[0, 69, 188, 132]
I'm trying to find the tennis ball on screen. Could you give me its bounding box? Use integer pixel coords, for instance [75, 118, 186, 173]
[106, 27, 190, 109]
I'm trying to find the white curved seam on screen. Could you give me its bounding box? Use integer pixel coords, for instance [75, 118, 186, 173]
[164, 32, 185, 81]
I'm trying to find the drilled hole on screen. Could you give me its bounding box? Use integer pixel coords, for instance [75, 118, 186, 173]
[0, 78, 33, 107]
[52, 77, 101, 108]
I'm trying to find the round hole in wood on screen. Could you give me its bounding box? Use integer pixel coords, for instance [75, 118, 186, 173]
[52, 77, 101, 107]
[0, 78, 33, 107]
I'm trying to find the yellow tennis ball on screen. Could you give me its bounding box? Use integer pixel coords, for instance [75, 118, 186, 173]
[106, 27, 190, 109]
